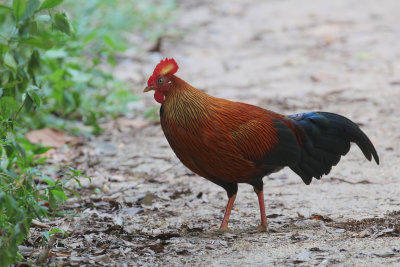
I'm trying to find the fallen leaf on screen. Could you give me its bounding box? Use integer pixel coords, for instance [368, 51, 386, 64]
[119, 207, 144, 216]
[55, 251, 72, 257]
[373, 252, 396, 258]
[151, 232, 181, 240]
[32, 219, 50, 228]
[26, 128, 78, 148]
[141, 191, 156, 206]
[91, 254, 112, 263]
[18, 246, 34, 257]
[309, 247, 324, 252]
[170, 189, 192, 199]
[310, 214, 333, 222]
[267, 213, 283, 218]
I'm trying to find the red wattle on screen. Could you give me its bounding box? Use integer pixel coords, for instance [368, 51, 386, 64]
[154, 90, 165, 104]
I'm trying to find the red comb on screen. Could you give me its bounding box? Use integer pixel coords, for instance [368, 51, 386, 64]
[147, 58, 179, 85]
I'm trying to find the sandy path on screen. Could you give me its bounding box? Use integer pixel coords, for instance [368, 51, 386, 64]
[137, 1, 400, 265]
[29, 0, 400, 265]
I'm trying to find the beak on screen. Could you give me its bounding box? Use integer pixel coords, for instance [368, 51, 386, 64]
[143, 86, 155, 93]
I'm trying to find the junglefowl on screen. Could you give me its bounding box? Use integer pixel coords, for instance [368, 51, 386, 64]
[144, 58, 379, 231]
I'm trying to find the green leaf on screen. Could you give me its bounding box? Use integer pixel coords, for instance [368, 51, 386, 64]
[43, 231, 50, 242]
[16, 143, 26, 159]
[48, 228, 65, 236]
[65, 188, 81, 198]
[28, 20, 38, 35]
[41, 176, 55, 186]
[40, 0, 63, 10]
[68, 167, 82, 176]
[24, 93, 34, 112]
[4, 52, 17, 70]
[31, 92, 40, 107]
[28, 50, 40, 76]
[0, 5, 13, 12]
[36, 14, 51, 22]
[13, 0, 26, 21]
[34, 146, 52, 155]
[104, 34, 126, 51]
[4, 144, 14, 158]
[0, 43, 9, 54]
[20, 37, 54, 49]
[27, 89, 40, 107]
[107, 54, 116, 66]
[51, 189, 69, 200]
[54, 13, 70, 35]
[0, 97, 19, 114]
[34, 157, 47, 164]
[1, 80, 22, 88]
[83, 31, 97, 43]
[20, 0, 41, 21]
[44, 49, 67, 59]
[48, 190, 56, 210]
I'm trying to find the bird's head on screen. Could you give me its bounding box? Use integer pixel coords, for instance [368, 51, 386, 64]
[144, 58, 179, 104]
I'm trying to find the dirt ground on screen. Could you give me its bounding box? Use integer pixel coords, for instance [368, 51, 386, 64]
[24, 0, 400, 266]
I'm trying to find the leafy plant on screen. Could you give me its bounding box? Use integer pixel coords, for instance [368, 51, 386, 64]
[0, 164, 89, 265]
[0, 0, 96, 261]
[0, 0, 175, 264]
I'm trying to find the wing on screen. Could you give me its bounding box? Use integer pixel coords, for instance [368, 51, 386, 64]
[221, 103, 301, 169]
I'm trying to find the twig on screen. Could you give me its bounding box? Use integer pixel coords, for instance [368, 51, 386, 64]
[13, 100, 26, 122]
[2, 100, 26, 134]
[329, 177, 376, 185]
[32, 219, 50, 228]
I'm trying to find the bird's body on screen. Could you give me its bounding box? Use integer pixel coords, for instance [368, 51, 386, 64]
[144, 58, 379, 231]
[161, 76, 296, 187]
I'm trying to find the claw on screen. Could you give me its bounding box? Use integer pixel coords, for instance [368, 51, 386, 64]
[219, 226, 230, 232]
[256, 223, 267, 232]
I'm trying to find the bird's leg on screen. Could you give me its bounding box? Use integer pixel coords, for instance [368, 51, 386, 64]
[254, 187, 268, 231]
[220, 194, 236, 231]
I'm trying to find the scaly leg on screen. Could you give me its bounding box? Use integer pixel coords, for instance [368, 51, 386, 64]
[255, 189, 268, 231]
[219, 194, 236, 230]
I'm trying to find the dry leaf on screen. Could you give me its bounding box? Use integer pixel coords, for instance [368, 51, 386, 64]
[26, 128, 78, 148]
[32, 219, 50, 228]
[310, 214, 333, 222]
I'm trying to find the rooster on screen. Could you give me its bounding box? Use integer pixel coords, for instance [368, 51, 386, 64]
[144, 58, 379, 231]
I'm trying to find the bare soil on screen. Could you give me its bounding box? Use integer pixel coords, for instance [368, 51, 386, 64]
[23, 0, 400, 266]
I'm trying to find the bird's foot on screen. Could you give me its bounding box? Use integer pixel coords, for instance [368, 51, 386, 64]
[218, 225, 230, 232]
[256, 223, 267, 232]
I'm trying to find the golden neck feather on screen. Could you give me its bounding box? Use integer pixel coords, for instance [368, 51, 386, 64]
[162, 76, 214, 127]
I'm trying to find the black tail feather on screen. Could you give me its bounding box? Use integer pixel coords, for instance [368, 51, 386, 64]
[288, 112, 379, 185]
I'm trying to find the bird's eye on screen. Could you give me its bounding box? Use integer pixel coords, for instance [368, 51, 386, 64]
[158, 78, 164, 84]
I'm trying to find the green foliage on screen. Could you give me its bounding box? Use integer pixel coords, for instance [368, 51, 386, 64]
[0, 166, 89, 265]
[0, 0, 175, 264]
